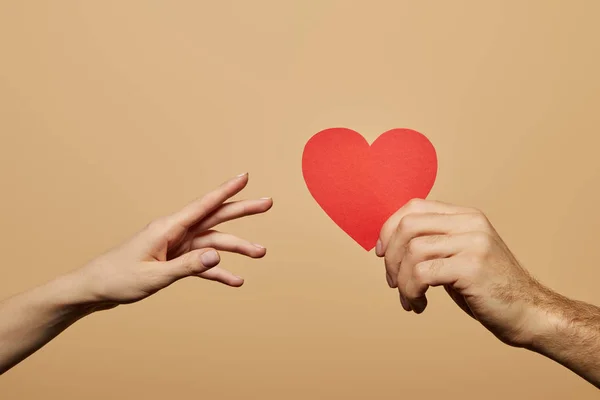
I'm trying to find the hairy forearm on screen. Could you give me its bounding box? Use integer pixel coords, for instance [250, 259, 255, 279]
[528, 290, 600, 388]
[0, 272, 97, 374]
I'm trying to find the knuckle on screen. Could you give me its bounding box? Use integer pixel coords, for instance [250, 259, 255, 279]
[380, 219, 394, 237]
[471, 232, 493, 253]
[470, 211, 491, 230]
[404, 240, 417, 258]
[183, 251, 206, 275]
[413, 262, 429, 284]
[406, 198, 425, 211]
[397, 214, 417, 234]
[422, 259, 439, 278]
[228, 201, 244, 216]
[406, 237, 425, 257]
[147, 216, 169, 233]
[184, 253, 199, 274]
[465, 253, 484, 274]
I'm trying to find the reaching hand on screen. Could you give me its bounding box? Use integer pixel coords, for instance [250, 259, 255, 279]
[75, 172, 273, 306]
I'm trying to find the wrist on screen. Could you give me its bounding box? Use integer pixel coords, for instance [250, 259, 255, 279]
[521, 288, 571, 354]
[42, 271, 112, 318]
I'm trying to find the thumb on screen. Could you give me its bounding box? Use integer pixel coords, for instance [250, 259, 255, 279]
[166, 248, 221, 281]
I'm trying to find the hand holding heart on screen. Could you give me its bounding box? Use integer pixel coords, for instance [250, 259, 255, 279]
[372, 198, 600, 389]
[301, 128, 552, 349]
[375, 198, 551, 349]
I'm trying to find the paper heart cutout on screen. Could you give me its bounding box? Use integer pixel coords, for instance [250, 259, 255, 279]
[302, 128, 437, 250]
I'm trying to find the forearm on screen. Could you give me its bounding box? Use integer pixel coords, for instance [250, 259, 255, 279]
[0, 272, 98, 374]
[528, 291, 600, 388]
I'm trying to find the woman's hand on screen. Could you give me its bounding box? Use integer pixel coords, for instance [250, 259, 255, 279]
[0, 173, 272, 374]
[75, 172, 272, 306]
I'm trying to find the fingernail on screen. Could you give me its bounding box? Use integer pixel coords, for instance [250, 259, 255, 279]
[253, 244, 265, 249]
[236, 172, 248, 178]
[399, 293, 410, 311]
[386, 273, 394, 288]
[260, 197, 271, 200]
[200, 250, 220, 268]
[412, 297, 427, 314]
[375, 239, 383, 256]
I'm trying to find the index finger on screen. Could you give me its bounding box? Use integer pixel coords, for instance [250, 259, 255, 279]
[170, 173, 250, 229]
[376, 199, 472, 257]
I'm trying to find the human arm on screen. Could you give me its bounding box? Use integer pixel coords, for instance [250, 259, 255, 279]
[376, 199, 600, 388]
[0, 172, 272, 374]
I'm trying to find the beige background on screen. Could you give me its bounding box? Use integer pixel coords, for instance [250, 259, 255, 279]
[1, 1, 600, 398]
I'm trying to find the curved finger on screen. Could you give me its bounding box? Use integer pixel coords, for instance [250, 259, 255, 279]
[399, 292, 412, 311]
[162, 248, 221, 283]
[386, 233, 452, 286]
[192, 198, 273, 232]
[413, 256, 465, 288]
[380, 212, 491, 278]
[392, 231, 482, 288]
[383, 227, 447, 290]
[170, 173, 250, 229]
[389, 232, 481, 313]
[198, 267, 244, 287]
[402, 254, 475, 317]
[394, 235, 458, 313]
[191, 230, 267, 258]
[394, 234, 457, 290]
[400, 257, 459, 314]
[377, 199, 475, 257]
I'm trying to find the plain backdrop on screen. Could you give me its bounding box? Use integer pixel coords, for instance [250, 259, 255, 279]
[1, 1, 599, 399]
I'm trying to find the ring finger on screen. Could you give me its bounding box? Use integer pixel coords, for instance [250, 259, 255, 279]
[191, 230, 267, 259]
[397, 233, 474, 312]
[198, 267, 244, 287]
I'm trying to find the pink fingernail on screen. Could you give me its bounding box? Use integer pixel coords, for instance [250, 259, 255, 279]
[386, 273, 394, 288]
[253, 244, 265, 249]
[375, 239, 383, 256]
[200, 250, 220, 268]
[399, 294, 410, 311]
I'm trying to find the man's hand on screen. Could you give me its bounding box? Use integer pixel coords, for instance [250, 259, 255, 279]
[74, 172, 273, 306]
[376, 199, 600, 388]
[376, 198, 551, 347]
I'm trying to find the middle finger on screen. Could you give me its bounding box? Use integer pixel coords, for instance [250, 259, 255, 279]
[192, 198, 273, 233]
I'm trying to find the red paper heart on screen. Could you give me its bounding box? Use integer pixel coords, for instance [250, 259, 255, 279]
[302, 128, 437, 251]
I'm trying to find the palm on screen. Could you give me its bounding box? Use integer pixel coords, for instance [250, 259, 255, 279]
[164, 225, 201, 261]
[137, 222, 190, 262]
